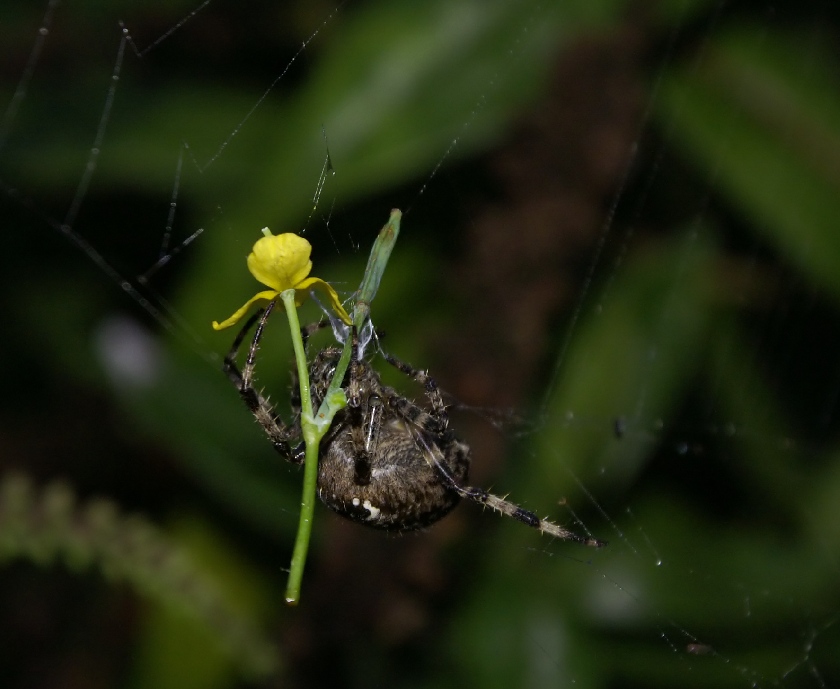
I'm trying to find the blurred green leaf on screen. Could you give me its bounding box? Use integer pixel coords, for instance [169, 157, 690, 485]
[444, 230, 722, 688]
[533, 230, 719, 496]
[658, 29, 840, 301]
[130, 514, 278, 688]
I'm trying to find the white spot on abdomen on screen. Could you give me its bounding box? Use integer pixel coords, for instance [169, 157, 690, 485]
[363, 499, 381, 520]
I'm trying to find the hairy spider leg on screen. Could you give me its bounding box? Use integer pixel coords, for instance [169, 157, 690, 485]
[381, 350, 603, 546]
[344, 325, 377, 485]
[381, 352, 450, 436]
[222, 308, 263, 389]
[300, 319, 331, 350]
[241, 299, 276, 387]
[222, 300, 303, 462]
[403, 410, 604, 548]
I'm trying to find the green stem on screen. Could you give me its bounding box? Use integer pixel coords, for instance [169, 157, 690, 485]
[281, 209, 402, 604]
[281, 289, 319, 605]
[281, 290, 313, 422]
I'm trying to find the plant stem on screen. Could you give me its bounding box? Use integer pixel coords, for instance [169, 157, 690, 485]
[281, 289, 319, 605]
[282, 209, 402, 604]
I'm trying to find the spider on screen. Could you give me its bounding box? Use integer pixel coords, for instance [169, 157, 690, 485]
[223, 301, 604, 548]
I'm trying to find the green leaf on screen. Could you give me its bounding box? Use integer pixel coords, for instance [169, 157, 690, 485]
[532, 230, 719, 497]
[658, 29, 840, 301]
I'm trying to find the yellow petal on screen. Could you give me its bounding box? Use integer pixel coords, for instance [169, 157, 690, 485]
[296, 277, 352, 324]
[211, 290, 279, 330]
[247, 230, 313, 292]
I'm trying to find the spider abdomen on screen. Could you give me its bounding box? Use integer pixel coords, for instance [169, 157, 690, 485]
[317, 414, 470, 531]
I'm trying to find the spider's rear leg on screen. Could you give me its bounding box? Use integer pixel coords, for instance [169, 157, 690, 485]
[463, 485, 604, 547]
[410, 426, 604, 548]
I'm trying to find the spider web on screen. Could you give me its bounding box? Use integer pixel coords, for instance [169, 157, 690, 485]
[2, 0, 839, 687]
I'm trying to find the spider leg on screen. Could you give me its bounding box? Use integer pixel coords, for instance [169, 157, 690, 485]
[347, 324, 363, 408]
[381, 352, 449, 435]
[300, 319, 330, 349]
[408, 425, 604, 547]
[382, 351, 527, 435]
[222, 300, 303, 463]
[345, 325, 376, 485]
[381, 352, 447, 417]
[222, 308, 262, 389]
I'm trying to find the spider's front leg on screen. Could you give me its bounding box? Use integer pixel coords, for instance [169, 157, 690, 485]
[381, 351, 450, 436]
[223, 302, 304, 464]
[343, 325, 378, 486]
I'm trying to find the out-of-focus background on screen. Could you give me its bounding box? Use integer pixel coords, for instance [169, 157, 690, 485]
[2, 0, 840, 687]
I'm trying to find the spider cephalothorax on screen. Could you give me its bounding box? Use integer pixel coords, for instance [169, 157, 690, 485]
[223, 308, 604, 547]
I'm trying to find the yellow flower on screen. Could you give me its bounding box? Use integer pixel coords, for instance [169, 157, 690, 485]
[212, 229, 351, 330]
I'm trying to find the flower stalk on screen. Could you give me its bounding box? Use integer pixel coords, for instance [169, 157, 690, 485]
[214, 210, 402, 604]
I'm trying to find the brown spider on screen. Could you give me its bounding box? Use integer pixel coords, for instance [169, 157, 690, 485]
[222, 301, 604, 547]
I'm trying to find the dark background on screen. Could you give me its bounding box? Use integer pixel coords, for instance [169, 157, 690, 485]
[2, 0, 840, 687]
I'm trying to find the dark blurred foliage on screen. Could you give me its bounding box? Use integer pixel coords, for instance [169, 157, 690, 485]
[2, 0, 840, 687]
